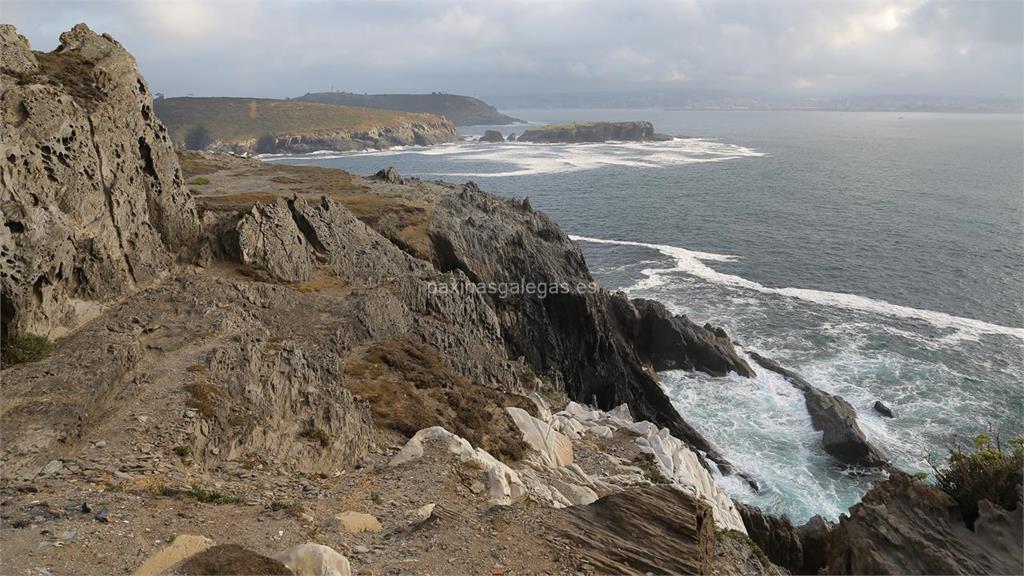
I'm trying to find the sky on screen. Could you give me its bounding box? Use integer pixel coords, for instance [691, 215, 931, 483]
[2, 0, 1021, 101]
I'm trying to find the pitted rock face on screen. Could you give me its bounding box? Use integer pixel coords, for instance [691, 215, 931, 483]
[0, 23, 199, 338]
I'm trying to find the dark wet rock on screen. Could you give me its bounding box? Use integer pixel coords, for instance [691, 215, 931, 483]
[736, 502, 804, 573]
[478, 130, 504, 143]
[873, 400, 895, 418]
[624, 298, 754, 377]
[426, 185, 734, 470]
[559, 485, 716, 575]
[797, 515, 833, 575]
[177, 544, 293, 575]
[824, 472, 1023, 575]
[518, 121, 666, 143]
[507, 132, 517, 142]
[371, 166, 403, 184]
[749, 352, 888, 468]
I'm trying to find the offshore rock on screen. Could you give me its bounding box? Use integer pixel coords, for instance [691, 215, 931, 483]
[749, 352, 888, 467]
[478, 130, 505, 143]
[518, 121, 670, 143]
[0, 23, 199, 338]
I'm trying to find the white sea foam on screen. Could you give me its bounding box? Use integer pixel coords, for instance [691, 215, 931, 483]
[570, 235, 1024, 342]
[262, 137, 765, 177]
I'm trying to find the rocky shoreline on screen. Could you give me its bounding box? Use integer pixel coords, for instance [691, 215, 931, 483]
[2, 23, 1021, 576]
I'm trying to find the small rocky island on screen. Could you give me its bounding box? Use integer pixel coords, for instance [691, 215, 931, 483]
[517, 121, 672, 143]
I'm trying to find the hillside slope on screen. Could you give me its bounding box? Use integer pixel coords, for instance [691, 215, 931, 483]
[153, 96, 458, 153]
[297, 92, 522, 126]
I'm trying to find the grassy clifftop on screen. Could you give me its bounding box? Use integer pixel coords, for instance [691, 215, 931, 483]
[296, 92, 521, 126]
[154, 97, 449, 144]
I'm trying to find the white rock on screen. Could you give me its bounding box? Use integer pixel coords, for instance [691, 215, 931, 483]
[506, 407, 573, 467]
[332, 511, 382, 534]
[275, 543, 351, 576]
[389, 426, 525, 506]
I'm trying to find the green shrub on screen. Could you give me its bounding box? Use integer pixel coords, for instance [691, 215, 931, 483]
[933, 434, 1024, 527]
[160, 484, 244, 505]
[2, 333, 54, 366]
[188, 176, 210, 185]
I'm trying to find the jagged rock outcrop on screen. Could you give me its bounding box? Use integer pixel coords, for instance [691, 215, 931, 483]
[479, 130, 505, 143]
[736, 502, 805, 573]
[618, 297, 754, 377]
[517, 121, 671, 143]
[0, 23, 199, 339]
[425, 184, 733, 470]
[824, 472, 1023, 575]
[370, 166, 403, 184]
[559, 485, 716, 575]
[750, 352, 888, 467]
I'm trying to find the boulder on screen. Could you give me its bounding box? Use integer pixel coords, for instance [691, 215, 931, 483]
[1, 23, 199, 338]
[823, 472, 1023, 575]
[274, 543, 350, 576]
[332, 511, 382, 534]
[370, 166, 403, 184]
[176, 544, 292, 575]
[505, 406, 573, 467]
[749, 352, 888, 468]
[873, 400, 895, 418]
[478, 130, 504, 143]
[227, 199, 313, 283]
[133, 534, 214, 576]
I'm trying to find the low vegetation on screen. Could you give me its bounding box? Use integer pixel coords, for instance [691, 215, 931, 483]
[933, 433, 1024, 526]
[2, 333, 54, 366]
[344, 337, 534, 461]
[188, 176, 211, 185]
[159, 484, 245, 505]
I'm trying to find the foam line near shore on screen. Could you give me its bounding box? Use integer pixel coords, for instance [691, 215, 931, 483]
[570, 235, 1024, 341]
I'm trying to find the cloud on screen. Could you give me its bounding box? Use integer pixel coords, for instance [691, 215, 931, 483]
[1, 0, 1019, 99]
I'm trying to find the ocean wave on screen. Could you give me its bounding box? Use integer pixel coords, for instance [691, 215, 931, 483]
[262, 137, 765, 176]
[570, 235, 1024, 342]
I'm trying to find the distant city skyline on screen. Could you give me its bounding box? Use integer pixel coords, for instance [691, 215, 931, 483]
[3, 0, 1022, 102]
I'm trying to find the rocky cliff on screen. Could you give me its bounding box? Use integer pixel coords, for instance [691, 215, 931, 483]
[0, 23, 199, 339]
[517, 121, 671, 143]
[2, 23, 1020, 576]
[297, 92, 522, 126]
[153, 96, 459, 154]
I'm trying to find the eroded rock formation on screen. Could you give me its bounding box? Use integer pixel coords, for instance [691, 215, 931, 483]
[0, 23, 199, 338]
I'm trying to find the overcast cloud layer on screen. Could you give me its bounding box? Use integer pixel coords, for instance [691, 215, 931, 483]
[2, 0, 1021, 100]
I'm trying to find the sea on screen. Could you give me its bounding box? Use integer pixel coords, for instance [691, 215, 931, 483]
[266, 109, 1024, 523]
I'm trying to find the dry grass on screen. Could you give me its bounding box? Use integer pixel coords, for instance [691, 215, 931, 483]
[288, 272, 350, 294]
[184, 376, 227, 418]
[177, 151, 228, 178]
[338, 194, 433, 257]
[344, 337, 533, 461]
[196, 192, 280, 211]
